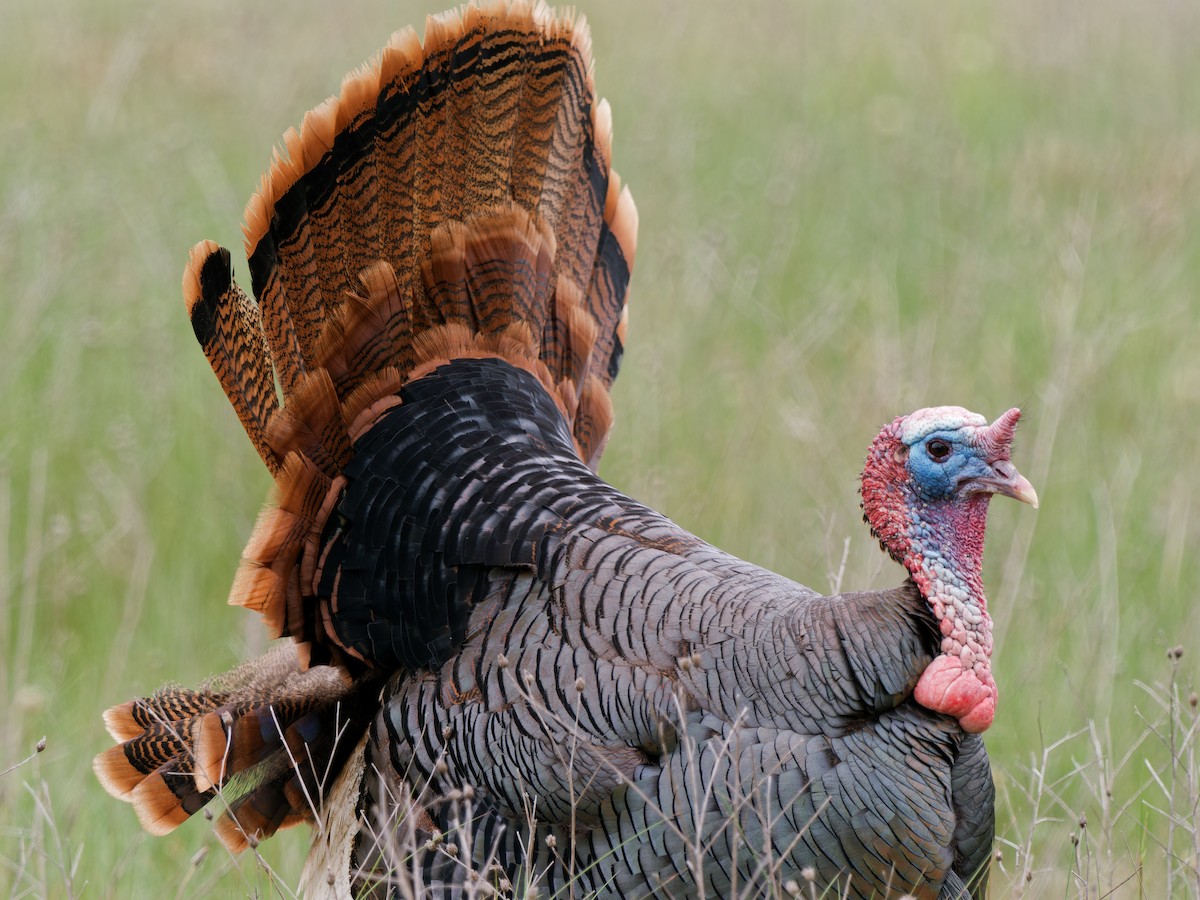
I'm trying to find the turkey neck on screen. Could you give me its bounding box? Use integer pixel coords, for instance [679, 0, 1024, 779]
[905, 492, 997, 734]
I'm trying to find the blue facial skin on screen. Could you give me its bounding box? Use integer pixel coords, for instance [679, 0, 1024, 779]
[906, 431, 995, 503]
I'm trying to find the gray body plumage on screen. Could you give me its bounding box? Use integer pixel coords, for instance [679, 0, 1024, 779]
[328, 357, 993, 899]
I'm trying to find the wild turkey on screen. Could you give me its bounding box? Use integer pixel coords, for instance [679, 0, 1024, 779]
[94, 2, 1038, 897]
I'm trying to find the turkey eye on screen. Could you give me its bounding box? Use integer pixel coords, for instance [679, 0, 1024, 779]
[927, 439, 951, 461]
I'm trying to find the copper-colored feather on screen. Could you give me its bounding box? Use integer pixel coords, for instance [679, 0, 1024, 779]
[199, 1, 633, 655]
[95, 644, 380, 849]
[182, 242, 282, 474]
[131, 766, 208, 837]
[100, 0, 635, 849]
[217, 1, 629, 636]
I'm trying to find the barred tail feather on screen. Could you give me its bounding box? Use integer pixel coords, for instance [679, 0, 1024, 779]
[94, 645, 382, 851]
[183, 242, 282, 475]
[174, 0, 635, 666]
[106, 0, 636, 848]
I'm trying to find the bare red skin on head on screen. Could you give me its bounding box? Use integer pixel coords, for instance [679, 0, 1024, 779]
[860, 415, 999, 734]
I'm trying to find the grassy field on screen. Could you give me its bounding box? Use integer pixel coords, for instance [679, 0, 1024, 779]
[2, 0, 1199, 895]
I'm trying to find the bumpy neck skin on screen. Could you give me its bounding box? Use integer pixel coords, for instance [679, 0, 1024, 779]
[860, 417, 998, 733]
[901, 493, 995, 733]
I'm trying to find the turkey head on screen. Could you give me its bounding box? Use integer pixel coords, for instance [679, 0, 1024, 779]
[860, 406, 1038, 733]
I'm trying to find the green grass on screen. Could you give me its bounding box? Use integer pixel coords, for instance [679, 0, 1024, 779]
[2, 0, 1199, 895]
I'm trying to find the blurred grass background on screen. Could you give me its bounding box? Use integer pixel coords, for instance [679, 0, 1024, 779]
[2, 0, 1198, 895]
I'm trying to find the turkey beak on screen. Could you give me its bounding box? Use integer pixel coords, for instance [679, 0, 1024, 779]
[971, 460, 1040, 508]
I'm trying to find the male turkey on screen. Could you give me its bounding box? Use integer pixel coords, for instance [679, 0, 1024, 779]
[94, 3, 1037, 897]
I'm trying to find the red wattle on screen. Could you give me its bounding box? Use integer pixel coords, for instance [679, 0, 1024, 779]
[913, 654, 996, 733]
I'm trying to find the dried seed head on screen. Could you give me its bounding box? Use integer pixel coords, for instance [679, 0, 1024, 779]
[691, 652, 702, 667]
[461, 783, 475, 800]
[545, 834, 557, 849]
[442, 724, 454, 740]
[35, 737, 46, 753]
[434, 759, 449, 776]
[497, 654, 509, 669]
[679, 656, 692, 672]
[574, 677, 586, 692]
[523, 671, 535, 687]
[203, 808, 214, 821]
[191, 847, 207, 867]
[445, 843, 459, 857]
[1079, 813, 1087, 829]
[784, 879, 801, 897]
[801, 866, 816, 882]
[1190, 692, 1198, 710]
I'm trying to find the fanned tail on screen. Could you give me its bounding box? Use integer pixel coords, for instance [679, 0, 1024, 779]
[99, 0, 635, 850]
[183, 0, 636, 668]
[94, 644, 383, 850]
